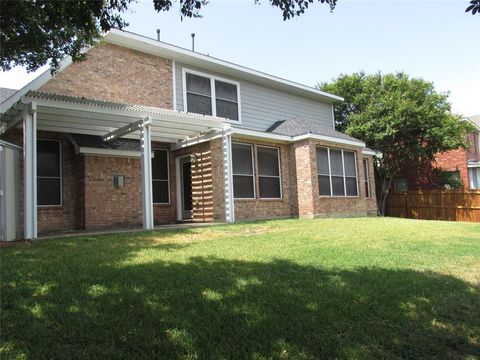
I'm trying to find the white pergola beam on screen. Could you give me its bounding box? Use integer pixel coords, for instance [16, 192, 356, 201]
[140, 117, 154, 230]
[222, 129, 235, 223]
[23, 102, 37, 239]
[103, 118, 149, 142]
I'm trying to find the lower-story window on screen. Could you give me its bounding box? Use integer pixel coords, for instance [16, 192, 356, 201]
[364, 159, 370, 198]
[257, 146, 281, 199]
[232, 143, 255, 198]
[469, 167, 480, 189]
[316, 147, 358, 197]
[37, 139, 62, 206]
[152, 149, 170, 203]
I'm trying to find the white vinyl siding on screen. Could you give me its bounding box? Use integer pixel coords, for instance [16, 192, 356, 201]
[176, 63, 333, 131]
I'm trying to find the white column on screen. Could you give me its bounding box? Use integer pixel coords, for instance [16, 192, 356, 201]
[222, 129, 235, 223]
[23, 102, 37, 239]
[140, 117, 154, 230]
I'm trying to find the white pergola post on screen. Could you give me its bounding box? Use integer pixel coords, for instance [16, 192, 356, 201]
[23, 102, 37, 239]
[222, 130, 235, 223]
[140, 116, 154, 230]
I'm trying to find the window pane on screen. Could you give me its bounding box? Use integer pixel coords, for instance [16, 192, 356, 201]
[332, 176, 345, 196]
[316, 148, 329, 175]
[152, 150, 168, 180]
[318, 175, 331, 196]
[365, 181, 370, 198]
[38, 178, 61, 206]
[232, 143, 253, 175]
[259, 177, 281, 198]
[363, 159, 369, 182]
[215, 80, 237, 101]
[346, 177, 358, 196]
[344, 151, 356, 177]
[469, 168, 479, 189]
[233, 175, 254, 198]
[330, 149, 343, 176]
[37, 140, 60, 177]
[153, 180, 169, 203]
[216, 99, 238, 120]
[187, 93, 212, 115]
[257, 147, 279, 176]
[186, 73, 211, 96]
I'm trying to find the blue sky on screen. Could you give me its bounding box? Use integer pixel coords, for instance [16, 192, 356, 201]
[1, 0, 479, 115]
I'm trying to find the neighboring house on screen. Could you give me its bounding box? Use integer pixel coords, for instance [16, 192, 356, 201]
[435, 115, 480, 190]
[393, 115, 480, 192]
[0, 29, 377, 240]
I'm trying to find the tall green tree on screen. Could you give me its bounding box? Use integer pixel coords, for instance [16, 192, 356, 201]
[319, 72, 473, 215]
[0, 0, 336, 72]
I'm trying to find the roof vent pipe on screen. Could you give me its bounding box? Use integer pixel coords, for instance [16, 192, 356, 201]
[156, 29, 160, 41]
[191, 33, 195, 52]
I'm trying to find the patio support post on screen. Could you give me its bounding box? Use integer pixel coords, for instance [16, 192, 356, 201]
[222, 129, 235, 223]
[140, 116, 154, 230]
[23, 102, 37, 239]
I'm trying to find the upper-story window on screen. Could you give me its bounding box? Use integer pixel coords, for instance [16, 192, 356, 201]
[184, 70, 240, 122]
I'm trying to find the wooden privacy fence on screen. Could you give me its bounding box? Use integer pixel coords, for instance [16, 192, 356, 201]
[385, 190, 480, 222]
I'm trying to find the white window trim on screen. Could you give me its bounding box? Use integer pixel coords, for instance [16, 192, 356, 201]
[317, 146, 359, 198]
[152, 148, 170, 205]
[182, 67, 242, 124]
[364, 158, 371, 198]
[37, 138, 62, 207]
[257, 145, 283, 199]
[232, 142, 255, 199]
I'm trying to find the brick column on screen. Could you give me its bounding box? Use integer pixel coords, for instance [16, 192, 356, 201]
[293, 139, 317, 219]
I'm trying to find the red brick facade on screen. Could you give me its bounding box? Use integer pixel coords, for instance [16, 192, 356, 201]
[2, 42, 378, 237]
[40, 43, 173, 108]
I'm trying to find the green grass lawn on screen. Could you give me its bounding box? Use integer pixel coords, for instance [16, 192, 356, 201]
[1, 217, 480, 359]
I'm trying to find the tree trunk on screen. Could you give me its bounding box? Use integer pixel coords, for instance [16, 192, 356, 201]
[378, 176, 393, 216]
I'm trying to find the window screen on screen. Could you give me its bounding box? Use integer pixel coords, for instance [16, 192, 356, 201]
[185, 71, 239, 121]
[257, 146, 281, 198]
[37, 140, 61, 206]
[316, 147, 358, 197]
[152, 150, 169, 203]
[232, 143, 254, 198]
[215, 81, 239, 120]
[186, 73, 212, 116]
[363, 159, 370, 198]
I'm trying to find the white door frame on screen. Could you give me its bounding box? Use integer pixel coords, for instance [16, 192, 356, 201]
[175, 155, 193, 221]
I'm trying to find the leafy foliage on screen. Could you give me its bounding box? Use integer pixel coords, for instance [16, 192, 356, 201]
[1, 0, 336, 73]
[466, 0, 480, 15]
[319, 72, 473, 213]
[433, 168, 464, 189]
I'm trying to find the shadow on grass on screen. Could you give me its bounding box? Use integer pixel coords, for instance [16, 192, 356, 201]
[1, 250, 479, 359]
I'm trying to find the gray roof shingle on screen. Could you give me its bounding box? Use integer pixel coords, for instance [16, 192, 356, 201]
[0, 88, 17, 104]
[266, 116, 363, 143]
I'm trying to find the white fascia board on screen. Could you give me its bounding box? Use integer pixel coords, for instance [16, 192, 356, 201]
[104, 30, 344, 103]
[78, 147, 142, 158]
[230, 128, 291, 142]
[293, 133, 366, 148]
[0, 57, 73, 115]
[362, 149, 380, 156]
[467, 161, 480, 168]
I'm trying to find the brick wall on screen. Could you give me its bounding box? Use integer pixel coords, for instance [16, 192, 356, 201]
[232, 137, 293, 221]
[434, 149, 469, 189]
[40, 43, 173, 109]
[2, 129, 81, 235]
[293, 139, 377, 218]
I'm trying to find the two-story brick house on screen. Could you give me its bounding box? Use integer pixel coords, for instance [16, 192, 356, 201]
[0, 30, 377, 240]
[434, 115, 480, 189]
